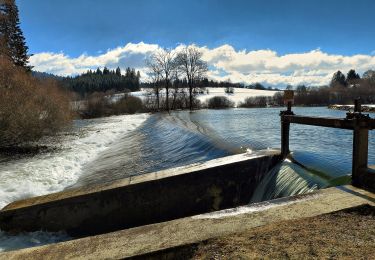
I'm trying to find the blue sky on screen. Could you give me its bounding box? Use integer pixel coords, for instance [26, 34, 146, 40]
[17, 0, 375, 86]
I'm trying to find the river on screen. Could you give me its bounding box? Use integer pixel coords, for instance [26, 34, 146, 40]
[0, 107, 374, 251]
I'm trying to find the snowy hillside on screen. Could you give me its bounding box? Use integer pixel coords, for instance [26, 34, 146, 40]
[196, 88, 280, 106]
[129, 87, 280, 107]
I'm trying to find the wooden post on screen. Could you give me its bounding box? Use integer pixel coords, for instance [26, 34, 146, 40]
[354, 98, 361, 113]
[281, 115, 290, 159]
[350, 99, 369, 187]
[352, 126, 369, 187]
[280, 100, 293, 159]
[278, 97, 374, 189]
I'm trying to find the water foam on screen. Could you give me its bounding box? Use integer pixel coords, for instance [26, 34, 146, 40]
[0, 113, 148, 209]
[250, 159, 328, 203]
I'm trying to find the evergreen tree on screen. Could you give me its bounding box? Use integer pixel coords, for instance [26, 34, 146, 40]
[285, 84, 294, 90]
[296, 85, 307, 95]
[330, 71, 346, 87]
[346, 69, 360, 83]
[103, 67, 110, 75]
[125, 67, 131, 78]
[0, 0, 30, 70]
[115, 67, 121, 76]
[96, 68, 102, 75]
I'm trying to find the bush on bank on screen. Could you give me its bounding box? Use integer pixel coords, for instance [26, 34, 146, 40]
[206, 96, 235, 109]
[238, 96, 270, 108]
[82, 93, 144, 118]
[0, 58, 72, 147]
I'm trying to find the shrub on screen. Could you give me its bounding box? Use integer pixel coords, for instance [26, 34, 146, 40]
[238, 96, 269, 108]
[82, 93, 144, 117]
[0, 58, 72, 147]
[85, 92, 110, 118]
[207, 96, 235, 109]
[113, 95, 144, 114]
[225, 86, 234, 94]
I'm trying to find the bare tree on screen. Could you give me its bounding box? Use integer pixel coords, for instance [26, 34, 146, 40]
[171, 70, 180, 110]
[146, 48, 177, 112]
[145, 58, 162, 111]
[176, 46, 208, 110]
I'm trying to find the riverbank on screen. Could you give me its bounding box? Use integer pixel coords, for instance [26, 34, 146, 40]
[329, 104, 375, 112]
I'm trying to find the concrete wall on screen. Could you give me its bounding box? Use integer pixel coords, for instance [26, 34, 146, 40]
[1, 186, 373, 259]
[0, 150, 280, 237]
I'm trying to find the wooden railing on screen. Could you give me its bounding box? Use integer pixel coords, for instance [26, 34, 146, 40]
[280, 98, 375, 190]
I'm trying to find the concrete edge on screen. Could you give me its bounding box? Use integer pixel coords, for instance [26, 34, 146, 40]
[1, 185, 373, 260]
[2, 149, 281, 211]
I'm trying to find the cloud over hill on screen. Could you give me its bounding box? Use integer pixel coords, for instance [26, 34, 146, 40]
[30, 42, 375, 87]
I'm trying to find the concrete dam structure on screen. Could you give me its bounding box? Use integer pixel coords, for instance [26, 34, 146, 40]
[0, 150, 281, 237]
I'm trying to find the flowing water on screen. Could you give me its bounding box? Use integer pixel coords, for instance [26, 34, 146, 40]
[0, 107, 374, 251]
[74, 107, 375, 198]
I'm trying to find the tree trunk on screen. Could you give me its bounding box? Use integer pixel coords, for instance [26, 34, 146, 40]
[156, 89, 160, 111]
[166, 82, 169, 112]
[189, 87, 192, 110]
[189, 80, 193, 111]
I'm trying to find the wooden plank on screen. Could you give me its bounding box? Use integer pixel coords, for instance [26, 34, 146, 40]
[281, 115, 356, 129]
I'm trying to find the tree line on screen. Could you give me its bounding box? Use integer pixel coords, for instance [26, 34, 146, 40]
[61, 67, 141, 97]
[238, 69, 375, 109]
[292, 69, 375, 106]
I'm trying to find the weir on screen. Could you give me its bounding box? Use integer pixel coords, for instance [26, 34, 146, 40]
[0, 98, 374, 258]
[0, 150, 280, 237]
[281, 97, 375, 191]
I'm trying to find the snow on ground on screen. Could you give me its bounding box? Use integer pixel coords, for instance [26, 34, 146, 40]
[196, 88, 280, 106]
[128, 88, 280, 107]
[332, 104, 375, 107]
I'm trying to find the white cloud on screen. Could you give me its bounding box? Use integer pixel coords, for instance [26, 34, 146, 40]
[30, 42, 375, 87]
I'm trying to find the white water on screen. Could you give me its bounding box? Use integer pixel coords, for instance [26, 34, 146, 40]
[0, 114, 148, 253]
[250, 159, 327, 203]
[193, 193, 319, 219]
[0, 114, 148, 208]
[0, 114, 148, 210]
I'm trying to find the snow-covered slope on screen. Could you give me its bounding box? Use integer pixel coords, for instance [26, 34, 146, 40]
[130, 87, 280, 107]
[197, 88, 280, 106]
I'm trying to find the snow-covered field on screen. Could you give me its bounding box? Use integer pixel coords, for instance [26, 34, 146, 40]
[331, 104, 375, 108]
[329, 104, 375, 112]
[129, 87, 280, 107]
[196, 88, 280, 106]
